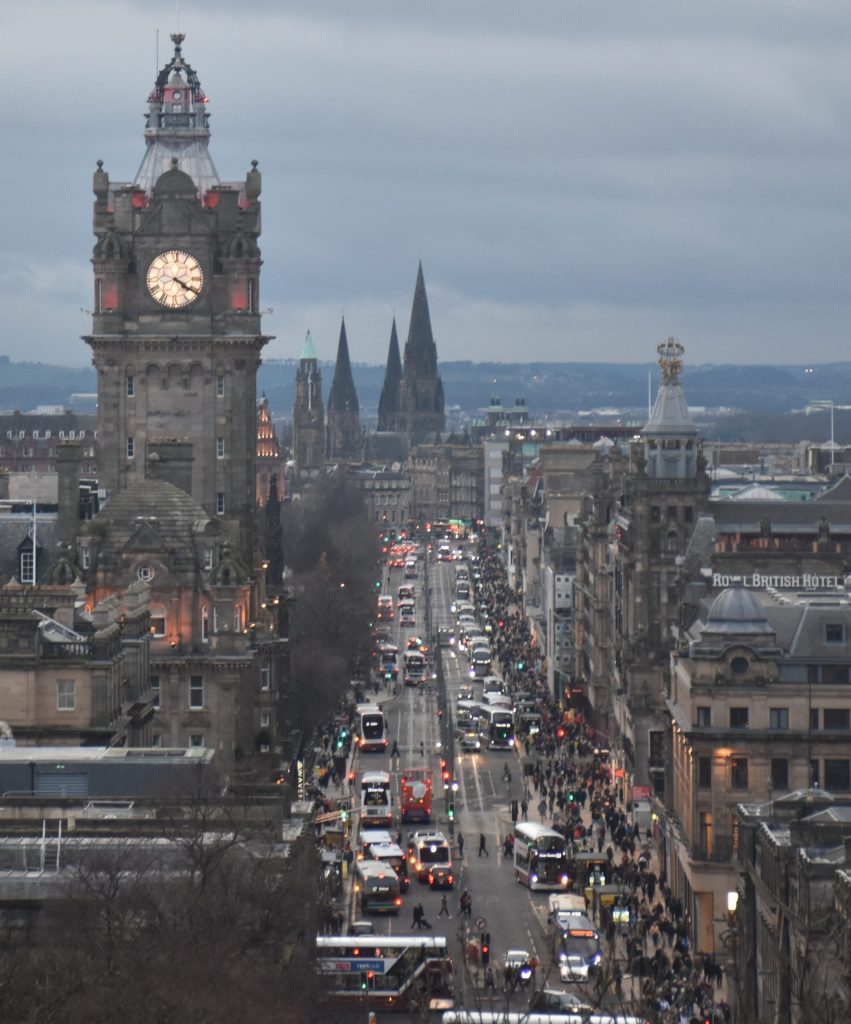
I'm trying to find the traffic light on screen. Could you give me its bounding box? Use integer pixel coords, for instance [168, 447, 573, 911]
[339, 807, 349, 823]
[517, 660, 524, 671]
[481, 932, 490, 965]
[448, 803, 455, 821]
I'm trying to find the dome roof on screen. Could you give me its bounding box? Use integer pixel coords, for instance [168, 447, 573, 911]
[93, 478, 210, 554]
[152, 165, 198, 198]
[704, 585, 772, 635]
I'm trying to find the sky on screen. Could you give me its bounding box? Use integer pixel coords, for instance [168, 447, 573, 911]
[2, 0, 851, 369]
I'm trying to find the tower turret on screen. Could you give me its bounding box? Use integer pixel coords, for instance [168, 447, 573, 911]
[643, 338, 699, 479]
[292, 330, 324, 478]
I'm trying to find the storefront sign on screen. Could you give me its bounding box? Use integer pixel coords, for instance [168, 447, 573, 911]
[712, 573, 842, 589]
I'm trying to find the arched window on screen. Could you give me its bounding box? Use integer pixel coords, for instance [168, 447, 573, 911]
[666, 531, 678, 554]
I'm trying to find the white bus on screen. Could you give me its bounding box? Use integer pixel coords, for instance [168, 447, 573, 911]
[356, 703, 388, 752]
[354, 858, 402, 915]
[360, 771, 392, 827]
[479, 704, 515, 749]
[513, 822, 570, 891]
[403, 650, 427, 686]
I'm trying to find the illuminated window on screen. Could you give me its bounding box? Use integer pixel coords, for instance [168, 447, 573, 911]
[260, 666, 270, 691]
[731, 757, 749, 790]
[699, 811, 713, 859]
[150, 608, 166, 637]
[260, 711, 271, 729]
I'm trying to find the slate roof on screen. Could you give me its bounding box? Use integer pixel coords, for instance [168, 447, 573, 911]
[88, 478, 210, 557]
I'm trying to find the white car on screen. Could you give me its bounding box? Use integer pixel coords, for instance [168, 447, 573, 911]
[459, 731, 481, 753]
[559, 954, 591, 982]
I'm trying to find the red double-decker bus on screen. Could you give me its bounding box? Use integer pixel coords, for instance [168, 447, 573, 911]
[400, 768, 432, 823]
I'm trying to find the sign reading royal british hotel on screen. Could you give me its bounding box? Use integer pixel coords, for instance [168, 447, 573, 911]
[712, 573, 845, 589]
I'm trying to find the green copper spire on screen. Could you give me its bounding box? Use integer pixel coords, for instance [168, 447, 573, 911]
[300, 329, 316, 361]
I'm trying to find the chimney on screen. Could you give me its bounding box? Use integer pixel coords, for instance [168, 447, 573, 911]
[145, 439, 194, 495]
[56, 440, 82, 551]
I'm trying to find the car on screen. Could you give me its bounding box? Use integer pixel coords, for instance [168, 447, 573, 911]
[529, 989, 590, 1013]
[459, 731, 482, 753]
[348, 919, 376, 936]
[558, 954, 591, 982]
[427, 863, 454, 889]
[437, 627, 456, 647]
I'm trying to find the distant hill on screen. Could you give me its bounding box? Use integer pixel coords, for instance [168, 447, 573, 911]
[2, 355, 849, 443]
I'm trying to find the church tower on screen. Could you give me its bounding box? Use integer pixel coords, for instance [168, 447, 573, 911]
[399, 263, 445, 443]
[292, 330, 324, 478]
[377, 318, 402, 433]
[326, 318, 361, 461]
[83, 34, 268, 566]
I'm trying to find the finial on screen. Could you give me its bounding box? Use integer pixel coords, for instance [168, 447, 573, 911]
[96, 159, 104, 169]
[171, 157, 179, 168]
[171, 32, 185, 48]
[657, 337, 684, 383]
[251, 159, 259, 169]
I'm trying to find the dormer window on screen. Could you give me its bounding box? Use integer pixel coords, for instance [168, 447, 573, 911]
[825, 623, 844, 644]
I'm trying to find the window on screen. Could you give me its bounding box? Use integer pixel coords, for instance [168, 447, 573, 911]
[699, 811, 714, 859]
[823, 708, 850, 731]
[204, 547, 214, 571]
[189, 675, 204, 709]
[771, 758, 789, 790]
[56, 679, 76, 712]
[234, 605, 244, 633]
[260, 711, 271, 729]
[216, 374, 225, 397]
[731, 757, 749, 790]
[811, 759, 820, 788]
[216, 491, 225, 515]
[189, 734, 204, 748]
[825, 623, 845, 644]
[730, 656, 749, 675]
[667, 506, 678, 520]
[19, 550, 34, 584]
[698, 756, 712, 789]
[137, 565, 154, 582]
[150, 609, 166, 637]
[824, 759, 851, 791]
[810, 708, 820, 731]
[260, 666, 270, 691]
[216, 437, 225, 458]
[684, 505, 694, 523]
[666, 531, 678, 554]
[126, 374, 135, 397]
[127, 436, 135, 459]
[150, 675, 160, 709]
[769, 707, 789, 730]
[201, 606, 210, 641]
[696, 706, 711, 727]
[730, 707, 749, 729]
[650, 506, 660, 523]
[151, 734, 162, 748]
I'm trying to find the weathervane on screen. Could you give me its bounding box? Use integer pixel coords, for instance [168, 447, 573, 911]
[657, 337, 684, 383]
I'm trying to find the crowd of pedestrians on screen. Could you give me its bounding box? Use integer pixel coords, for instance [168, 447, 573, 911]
[473, 544, 733, 1024]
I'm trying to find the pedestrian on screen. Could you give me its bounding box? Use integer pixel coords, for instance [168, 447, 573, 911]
[391, 738, 399, 758]
[411, 903, 423, 930]
[438, 893, 450, 918]
[417, 902, 432, 930]
[457, 832, 465, 858]
[520, 799, 528, 821]
[479, 831, 489, 857]
[485, 965, 496, 990]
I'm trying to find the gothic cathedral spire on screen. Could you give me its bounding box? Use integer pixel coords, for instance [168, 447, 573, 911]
[377, 318, 402, 432]
[326, 318, 361, 460]
[399, 263, 445, 443]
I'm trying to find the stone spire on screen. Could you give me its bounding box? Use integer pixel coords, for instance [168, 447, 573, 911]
[399, 263, 445, 443]
[377, 318, 402, 432]
[133, 34, 221, 194]
[292, 330, 324, 478]
[326, 318, 361, 460]
[643, 338, 699, 479]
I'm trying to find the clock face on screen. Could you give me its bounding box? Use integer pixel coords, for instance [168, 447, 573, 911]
[146, 250, 204, 308]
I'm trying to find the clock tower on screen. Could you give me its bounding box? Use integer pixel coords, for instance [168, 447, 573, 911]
[84, 33, 269, 565]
